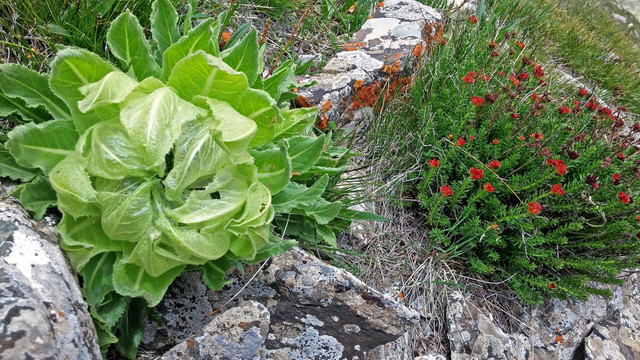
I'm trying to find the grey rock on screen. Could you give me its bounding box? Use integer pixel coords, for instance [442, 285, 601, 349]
[151, 247, 419, 360]
[159, 300, 270, 360]
[0, 191, 101, 360]
[612, 13, 628, 24]
[584, 272, 640, 360]
[414, 356, 447, 360]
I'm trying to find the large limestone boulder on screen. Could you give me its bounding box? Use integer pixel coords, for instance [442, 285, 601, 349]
[0, 189, 101, 359]
[143, 247, 420, 359]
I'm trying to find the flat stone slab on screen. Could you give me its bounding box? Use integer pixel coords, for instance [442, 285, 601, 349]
[145, 247, 420, 360]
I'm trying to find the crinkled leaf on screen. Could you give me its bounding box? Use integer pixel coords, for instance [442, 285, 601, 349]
[229, 224, 270, 259]
[97, 178, 157, 242]
[228, 182, 273, 232]
[0, 63, 70, 119]
[161, 19, 218, 81]
[113, 253, 184, 306]
[79, 252, 118, 308]
[163, 117, 230, 199]
[272, 174, 328, 213]
[115, 298, 148, 360]
[274, 107, 316, 140]
[49, 152, 100, 218]
[231, 88, 282, 147]
[121, 228, 185, 277]
[220, 28, 261, 85]
[263, 59, 294, 102]
[107, 12, 161, 81]
[119, 87, 204, 165]
[58, 215, 131, 272]
[49, 47, 118, 132]
[80, 120, 160, 179]
[167, 51, 248, 103]
[0, 92, 51, 123]
[155, 214, 230, 262]
[0, 148, 38, 181]
[251, 142, 291, 194]
[203, 97, 256, 164]
[199, 257, 237, 291]
[150, 0, 180, 61]
[10, 175, 56, 220]
[167, 165, 249, 226]
[287, 135, 325, 174]
[78, 71, 138, 113]
[5, 119, 78, 175]
[292, 197, 342, 225]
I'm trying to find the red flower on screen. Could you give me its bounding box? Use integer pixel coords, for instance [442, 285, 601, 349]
[558, 105, 571, 115]
[547, 159, 567, 175]
[547, 282, 557, 290]
[469, 135, 475, 140]
[617, 153, 625, 161]
[551, 184, 565, 195]
[467, 70, 476, 77]
[429, 158, 439, 167]
[488, 160, 501, 169]
[484, 92, 498, 103]
[492, 139, 499, 145]
[518, 135, 525, 141]
[456, 137, 466, 146]
[619, 192, 631, 204]
[471, 96, 485, 106]
[480, 74, 491, 82]
[490, 50, 499, 57]
[515, 40, 525, 49]
[509, 74, 520, 86]
[511, 113, 519, 119]
[469, 167, 484, 180]
[489, 40, 497, 49]
[484, 183, 495, 193]
[498, 70, 505, 76]
[531, 93, 539, 102]
[533, 66, 544, 78]
[578, 87, 589, 97]
[441, 185, 453, 197]
[467, 14, 478, 24]
[585, 101, 598, 111]
[518, 72, 529, 81]
[636, 215, 640, 224]
[528, 201, 542, 215]
[531, 132, 543, 140]
[612, 173, 620, 185]
[586, 175, 599, 189]
[462, 75, 474, 83]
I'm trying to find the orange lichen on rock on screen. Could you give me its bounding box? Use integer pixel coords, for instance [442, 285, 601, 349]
[352, 81, 381, 109]
[295, 95, 312, 108]
[382, 60, 401, 75]
[353, 79, 365, 90]
[320, 100, 333, 114]
[413, 42, 423, 57]
[317, 114, 329, 131]
[341, 42, 365, 51]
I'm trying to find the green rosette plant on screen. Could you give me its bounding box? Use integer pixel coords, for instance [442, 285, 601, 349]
[0, 0, 351, 357]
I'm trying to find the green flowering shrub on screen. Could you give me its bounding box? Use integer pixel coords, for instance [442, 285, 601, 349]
[0, 0, 352, 357]
[388, 3, 640, 305]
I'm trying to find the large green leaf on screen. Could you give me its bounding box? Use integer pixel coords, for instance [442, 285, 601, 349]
[287, 135, 325, 174]
[272, 174, 328, 213]
[204, 98, 256, 164]
[263, 59, 294, 102]
[231, 88, 282, 147]
[49, 152, 100, 218]
[251, 142, 291, 195]
[0, 63, 70, 119]
[161, 19, 218, 81]
[49, 47, 118, 133]
[113, 254, 184, 306]
[10, 175, 56, 220]
[5, 119, 78, 175]
[58, 215, 130, 272]
[167, 51, 249, 103]
[150, 0, 180, 61]
[80, 120, 159, 180]
[0, 148, 38, 182]
[228, 182, 273, 232]
[155, 214, 230, 262]
[292, 197, 342, 225]
[274, 107, 316, 140]
[115, 298, 148, 360]
[163, 117, 230, 199]
[107, 12, 161, 81]
[79, 252, 118, 308]
[220, 28, 261, 85]
[167, 165, 251, 226]
[0, 92, 51, 123]
[97, 178, 157, 242]
[119, 87, 205, 165]
[77, 71, 138, 113]
[199, 258, 237, 291]
[121, 233, 185, 277]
